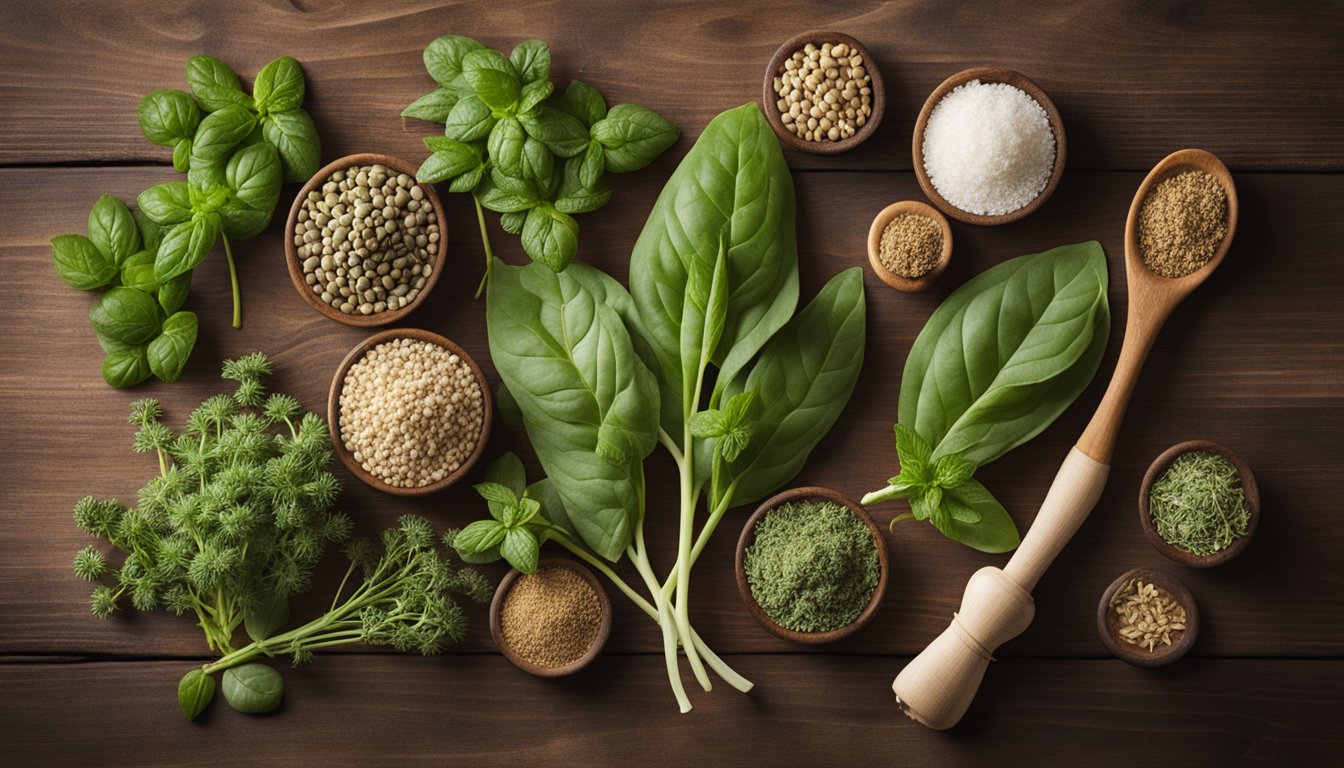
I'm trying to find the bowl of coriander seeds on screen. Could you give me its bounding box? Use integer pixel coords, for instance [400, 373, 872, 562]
[762, 31, 884, 153]
[328, 328, 491, 495]
[286, 153, 446, 326]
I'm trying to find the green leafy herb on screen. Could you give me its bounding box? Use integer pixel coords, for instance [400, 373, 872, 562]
[861, 242, 1111, 552]
[1149, 451, 1250, 555]
[405, 35, 679, 291]
[221, 663, 284, 714]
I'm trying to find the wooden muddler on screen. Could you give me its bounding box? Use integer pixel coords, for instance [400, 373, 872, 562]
[891, 149, 1238, 729]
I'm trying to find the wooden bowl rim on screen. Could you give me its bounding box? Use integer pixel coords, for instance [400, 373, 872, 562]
[865, 200, 953, 292]
[1096, 566, 1200, 667]
[489, 557, 613, 677]
[1138, 439, 1260, 567]
[326, 327, 492, 496]
[912, 67, 1066, 225]
[1123, 148, 1239, 292]
[735, 486, 889, 644]
[761, 30, 885, 154]
[284, 152, 448, 327]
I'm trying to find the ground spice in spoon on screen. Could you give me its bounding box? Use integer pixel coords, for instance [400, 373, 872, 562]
[499, 563, 602, 668]
[1138, 170, 1228, 278]
[878, 214, 943, 278]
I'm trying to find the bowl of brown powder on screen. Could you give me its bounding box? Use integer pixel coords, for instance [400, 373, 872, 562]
[866, 200, 952, 292]
[491, 559, 612, 677]
[1096, 567, 1199, 667]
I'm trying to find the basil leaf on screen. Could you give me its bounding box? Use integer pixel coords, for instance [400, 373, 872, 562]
[551, 80, 607, 127]
[227, 142, 283, 213]
[591, 104, 680, 173]
[222, 663, 283, 714]
[177, 668, 216, 721]
[171, 139, 192, 172]
[51, 234, 116, 290]
[119, 250, 159, 293]
[715, 268, 866, 506]
[484, 452, 528, 497]
[478, 177, 539, 213]
[137, 89, 202, 147]
[243, 591, 289, 643]
[443, 95, 496, 142]
[486, 260, 660, 560]
[147, 311, 198, 383]
[900, 242, 1110, 466]
[555, 156, 612, 214]
[424, 35, 485, 87]
[102, 344, 153, 388]
[688, 410, 727, 438]
[190, 104, 258, 168]
[449, 167, 484, 194]
[518, 106, 589, 157]
[455, 519, 507, 554]
[252, 55, 305, 114]
[155, 216, 220, 282]
[89, 286, 164, 345]
[520, 136, 554, 184]
[137, 182, 194, 226]
[629, 104, 798, 440]
[509, 39, 551, 84]
[87, 195, 139, 267]
[520, 205, 578, 272]
[403, 87, 462, 123]
[935, 480, 1020, 553]
[525, 477, 579, 541]
[158, 270, 193, 314]
[133, 209, 164, 255]
[518, 79, 553, 114]
[579, 140, 605, 189]
[466, 65, 521, 113]
[488, 117, 526, 177]
[476, 482, 519, 507]
[186, 55, 251, 112]
[218, 204, 270, 241]
[501, 527, 539, 573]
[261, 109, 321, 182]
[418, 138, 481, 184]
[462, 47, 518, 80]
[498, 210, 526, 235]
[187, 161, 227, 195]
[933, 453, 976, 488]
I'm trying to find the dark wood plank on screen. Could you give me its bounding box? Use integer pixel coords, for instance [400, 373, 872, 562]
[2, 167, 1340, 660]
[0, 1, 1341, 171]
[3, 655, 1340, 766]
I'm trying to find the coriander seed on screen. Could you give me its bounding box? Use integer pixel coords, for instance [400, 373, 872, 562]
[1138, 170, 1228, 278]
[499, 563, 603, 669]
[878, 214, 943, 278]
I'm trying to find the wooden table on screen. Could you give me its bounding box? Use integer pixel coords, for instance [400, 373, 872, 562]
[2, 2, 1341, 765]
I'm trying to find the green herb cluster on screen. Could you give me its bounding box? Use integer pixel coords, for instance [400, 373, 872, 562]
[404, 35, 679, 287]
[1149, 450, 1249, 555]
[863, 243, 1111, 552]
[744, 501, 880, 633]
[52, 55, 322, 387]
[455, 104, 868, 712]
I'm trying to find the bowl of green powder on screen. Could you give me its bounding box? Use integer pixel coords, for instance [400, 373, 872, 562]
[735, 486, 888, 644]
[1139, 440, 1260, 567]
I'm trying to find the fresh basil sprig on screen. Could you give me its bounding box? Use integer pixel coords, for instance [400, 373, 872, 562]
[405, 35, 679, 291]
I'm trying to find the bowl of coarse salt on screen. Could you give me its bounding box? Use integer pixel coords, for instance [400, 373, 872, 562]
[913, 68, 1066, 225]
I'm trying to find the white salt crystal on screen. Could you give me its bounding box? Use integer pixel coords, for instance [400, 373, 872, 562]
[921, 80, 1056, 216]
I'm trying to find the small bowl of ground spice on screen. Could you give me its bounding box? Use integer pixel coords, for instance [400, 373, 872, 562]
[1097, 567, 1199, 667]
[1131, 151, 1237, 281]
[491, 559, 612, 677]
[913, 68, 1065, 225]
[285, 153, 446, 326]
[866, 200, 953, 292]
[1140, 440, 1259, 567]
[328, 328, 491, 495]
[735, 486, 888, 644]
[762, 31, 884, 154]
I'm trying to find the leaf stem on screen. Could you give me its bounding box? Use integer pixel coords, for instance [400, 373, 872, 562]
[472, 194, 494, 299]
[222, 233, 242, 329]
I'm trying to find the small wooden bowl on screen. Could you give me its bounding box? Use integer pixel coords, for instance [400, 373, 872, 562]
[912, 67, 1066, 225]
[1097, 567, 1199, 667]
[761, 30, 885, 154]
[735, 486, 889, 644]
[284, 152, 447, 326]
[326, 328, 491, 496]
[490, 558, 613, 677]
[866, 200, 953, 292]
[1139, 440, 1260, 567]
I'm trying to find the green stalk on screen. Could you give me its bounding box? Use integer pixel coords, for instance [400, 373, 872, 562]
[472, 194, 494, 299]
[222, 233, 242, 329]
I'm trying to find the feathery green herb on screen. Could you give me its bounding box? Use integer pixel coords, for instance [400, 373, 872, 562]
[1149, 451, 1250, 555]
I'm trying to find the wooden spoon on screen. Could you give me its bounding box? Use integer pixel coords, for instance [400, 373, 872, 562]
[890, 149, 1238, 729]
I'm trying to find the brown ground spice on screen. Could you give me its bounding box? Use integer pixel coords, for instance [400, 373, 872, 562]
[499, 564, 601, 668]
[879, 214, 943, 278]
[1138, 170, 1228, 278]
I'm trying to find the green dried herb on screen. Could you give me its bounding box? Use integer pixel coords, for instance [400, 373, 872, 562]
[1149, 451, 1249, 556]
[743, 500, 879, 633]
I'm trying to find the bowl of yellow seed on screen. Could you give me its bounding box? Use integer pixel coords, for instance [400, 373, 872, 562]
[763, 31, 884, 153]
[328, 328, 491, 496]
[1097, 567, 1199, 667]
[866, 200, 952, 292]
[491, 559, 612, 677]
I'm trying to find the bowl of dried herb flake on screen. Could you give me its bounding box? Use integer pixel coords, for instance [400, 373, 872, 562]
[1139, 440, 1259, 567]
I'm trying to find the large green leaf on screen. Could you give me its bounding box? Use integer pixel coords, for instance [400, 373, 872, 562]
[628, 103, 798, 442]
[51, 234, 116, 291]
[900, 242, 1111, 466]
[87, 195, 139, 267]
[486, 259, 660, 561]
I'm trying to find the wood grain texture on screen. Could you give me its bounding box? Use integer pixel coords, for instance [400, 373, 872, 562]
[0, 1, 1341, 171]
[3, 656, 1341, 767]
